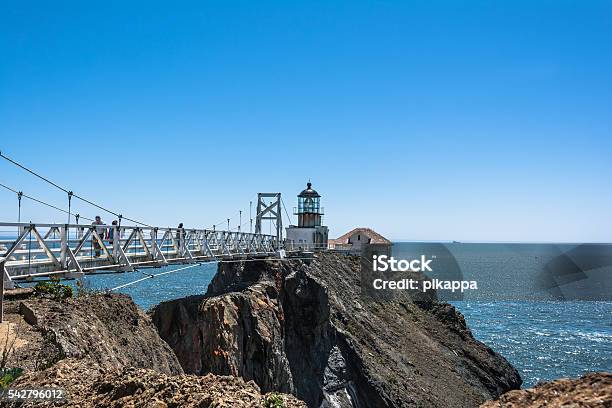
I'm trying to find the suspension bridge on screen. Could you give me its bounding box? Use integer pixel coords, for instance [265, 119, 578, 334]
[0, 151, 297, 290]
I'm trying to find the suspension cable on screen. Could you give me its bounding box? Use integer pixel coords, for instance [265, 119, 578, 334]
[0, 181, 94, 222]
[280, 197, 293, 226]
[0, 152, 69, 193]
[2, 151, 278, 233]
[109, 263, 203, 291]
[0, 151, 151, 227]
[213, 195, 277, 232]
[108, 256, 313, 292]
[210, 207, 247, 231]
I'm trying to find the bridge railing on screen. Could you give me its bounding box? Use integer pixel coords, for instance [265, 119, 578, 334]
[0, 222, 279, 281]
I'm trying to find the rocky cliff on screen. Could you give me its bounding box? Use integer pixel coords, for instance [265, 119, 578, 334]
[13, 357, 306, 407]
[151, 252, 522, 407]
[480, 372, 611, 408]
[7, 293, 304, 407]
[17, 293, 183, 375]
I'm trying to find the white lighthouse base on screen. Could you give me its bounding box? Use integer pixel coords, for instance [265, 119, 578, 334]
[285, 225, 328, 251]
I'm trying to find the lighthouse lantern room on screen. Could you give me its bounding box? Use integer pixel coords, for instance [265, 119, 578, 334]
[297, 182, 323, 227]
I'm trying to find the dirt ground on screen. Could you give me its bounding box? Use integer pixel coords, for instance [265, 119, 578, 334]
[0, 299, 48, 373]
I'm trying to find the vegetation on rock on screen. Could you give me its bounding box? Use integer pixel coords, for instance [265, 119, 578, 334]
[0, 367, 23, 389]
[33, 277, 73, 301]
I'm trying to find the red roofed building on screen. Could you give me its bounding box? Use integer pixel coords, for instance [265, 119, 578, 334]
[328, 227, 392, 255]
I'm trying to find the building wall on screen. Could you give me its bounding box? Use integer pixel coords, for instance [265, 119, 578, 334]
[347, 231, 373, 251]
[286, 225, 328, 250]
[368, 243, 392, 257]
[332, 232, 391, 256]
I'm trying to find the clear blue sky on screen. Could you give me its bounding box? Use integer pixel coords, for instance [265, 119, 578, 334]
[1, 1, 611, 242]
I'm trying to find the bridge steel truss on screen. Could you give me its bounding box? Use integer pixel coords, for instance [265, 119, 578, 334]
[255, 193, 283, 244]
[0, 222, 279, 285]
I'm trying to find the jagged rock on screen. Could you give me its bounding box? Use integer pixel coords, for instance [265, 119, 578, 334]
[480, 372, 612, 408]
[11, 358, 306, 407]
[18, 293, 183, 375]
[9, 293, 304, 407]
[151, 252, 523, 407]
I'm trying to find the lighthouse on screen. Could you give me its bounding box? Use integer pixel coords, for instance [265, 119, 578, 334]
[285, 182, 329, 250]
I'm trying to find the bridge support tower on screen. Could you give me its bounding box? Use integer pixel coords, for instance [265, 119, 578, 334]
[255, 193, 282, 246]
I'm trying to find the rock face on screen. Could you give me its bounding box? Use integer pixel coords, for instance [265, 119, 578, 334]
[480, 372, 612, 408]
[13, 358, 306, 408]
[151, 252, 522, 407]
[11, 293, 304, 407]
[18, 293, 183, 375]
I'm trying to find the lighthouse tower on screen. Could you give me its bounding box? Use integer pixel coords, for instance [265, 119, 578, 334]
[285, 182, 329, 250]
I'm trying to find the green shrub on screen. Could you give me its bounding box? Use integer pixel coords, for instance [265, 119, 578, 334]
[0, 368, 23, 389]
[263, 393, 285, 408]
[34, 277, 73, 301]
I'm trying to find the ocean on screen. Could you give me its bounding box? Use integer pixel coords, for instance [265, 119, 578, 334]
[393, 242, 612, 387]
[452, 300, 611, 387]
[14, 242, 612, 388]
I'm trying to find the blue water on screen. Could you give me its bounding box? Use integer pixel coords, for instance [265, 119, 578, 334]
[452, 300, 612, 387]
[21, 242, 612, 388]
[392, 242, 612, 386]
[77, 263, 218, 311]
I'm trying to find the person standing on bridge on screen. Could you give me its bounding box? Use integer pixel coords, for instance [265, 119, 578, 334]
[108, 220, 118, 246]
[92, 216, 106, 257]
[176, 223, 184, 253]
